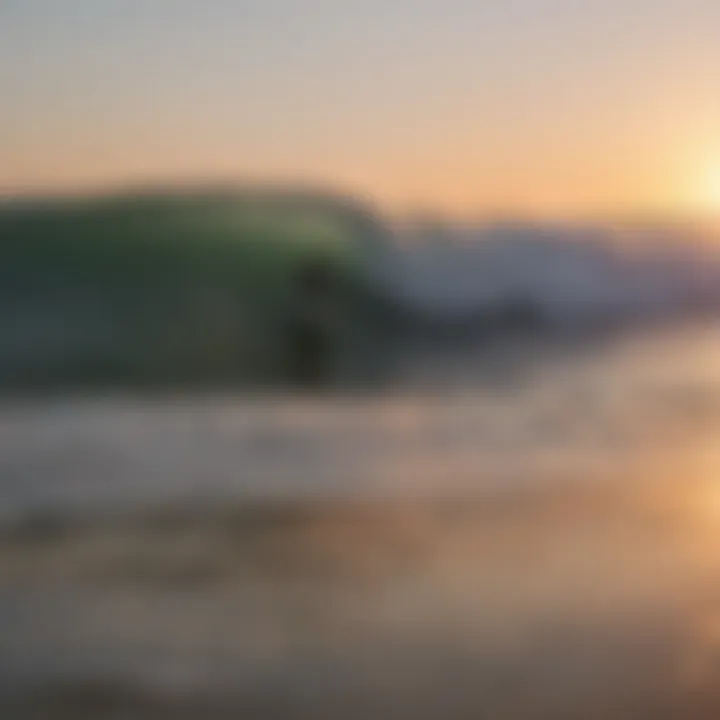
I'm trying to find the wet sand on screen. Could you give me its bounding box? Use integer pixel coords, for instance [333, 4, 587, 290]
[3, 475, 720, 719]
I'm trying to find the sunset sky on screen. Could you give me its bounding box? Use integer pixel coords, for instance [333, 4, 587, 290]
[3, 0, 720, 217]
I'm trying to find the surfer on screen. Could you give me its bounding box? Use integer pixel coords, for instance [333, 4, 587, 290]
[287, 260, 341, 387]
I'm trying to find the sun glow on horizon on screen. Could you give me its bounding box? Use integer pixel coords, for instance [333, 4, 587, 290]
[676, 162, 720, 220]
[698, 167, 720, 215]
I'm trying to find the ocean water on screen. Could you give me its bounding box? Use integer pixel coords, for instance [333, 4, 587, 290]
[373, 221, 720, 325]
[3, 321, 720, 718]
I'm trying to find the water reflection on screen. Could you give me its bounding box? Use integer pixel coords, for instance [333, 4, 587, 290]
[3, 325, 720, 717]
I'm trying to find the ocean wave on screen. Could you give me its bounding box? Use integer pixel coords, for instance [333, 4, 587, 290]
[371, 221, 720, 327]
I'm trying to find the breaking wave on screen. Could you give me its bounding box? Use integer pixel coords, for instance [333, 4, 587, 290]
[372, 220, 720, 328]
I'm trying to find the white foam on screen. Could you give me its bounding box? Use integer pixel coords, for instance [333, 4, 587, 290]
[370, 221, 720, 325]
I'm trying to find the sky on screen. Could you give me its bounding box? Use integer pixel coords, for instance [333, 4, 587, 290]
[3, 0, 720, 217]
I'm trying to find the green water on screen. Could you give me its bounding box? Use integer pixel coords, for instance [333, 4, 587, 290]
[0, 192, 384, 390]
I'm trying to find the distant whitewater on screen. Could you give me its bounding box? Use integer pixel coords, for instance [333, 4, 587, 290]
[371, 220, 720, 329]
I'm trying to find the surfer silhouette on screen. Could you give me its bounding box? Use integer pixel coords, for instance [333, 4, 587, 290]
[287, 260, 340, 387]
